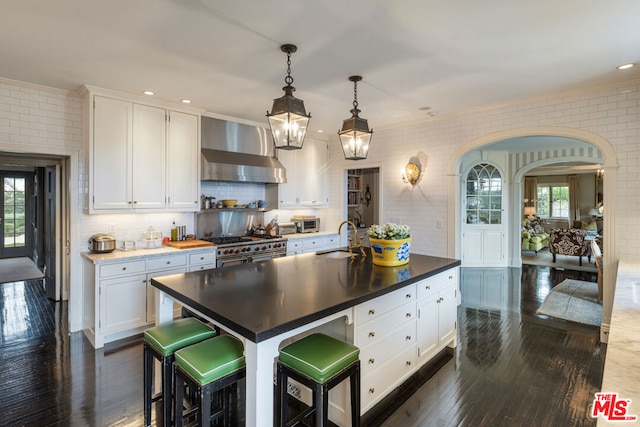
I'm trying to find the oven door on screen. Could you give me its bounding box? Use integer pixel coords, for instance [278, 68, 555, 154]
[216, 256, 248, 268]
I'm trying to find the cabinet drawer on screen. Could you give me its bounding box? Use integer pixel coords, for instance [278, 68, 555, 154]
[188, 263, 216, 272]
[417, 269, 458, 300]
[321, 235, 339, 250]
[189, 251, 216, 265]
[355, 285, 416, 323]
[362, 343, 417, 411]
[147, 254, 187, 271]
[355, 302, 416, 347]
[99, 260, 146, 278]
[303, 237, 323, 253]
[360, 321, 416, 378]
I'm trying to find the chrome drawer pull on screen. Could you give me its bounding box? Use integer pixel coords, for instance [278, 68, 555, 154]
[368, 332, 375, 338]
[368, 358, 375, 364]
[368, 309, 375, 315]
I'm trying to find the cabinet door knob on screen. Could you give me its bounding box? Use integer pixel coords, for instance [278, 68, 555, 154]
[406, 293, 411, 299]
[369, 388, 375, 394]
[406, 361, 412, 367]
[166, 261, 171, 264]
[200, 257, 204, 260]
[425, 285, 431, 290]
[368, 332, 375, 338]
[406, 313, 412, 318]
[406, 335, 412, 340]
[449, 275, 453, 279]
[122, 267, 127, 270]
[368, 358, 375, 364]
[368, 309, 375, 315]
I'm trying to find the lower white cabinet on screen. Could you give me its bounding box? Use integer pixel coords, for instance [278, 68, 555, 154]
[83, 248, 216, 348]
[416, 268, 459, 363]
[353, 266, 459, 414]
[285, 234, 340, 256]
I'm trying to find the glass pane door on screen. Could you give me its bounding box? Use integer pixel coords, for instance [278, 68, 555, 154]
[1, 173, 31, 258]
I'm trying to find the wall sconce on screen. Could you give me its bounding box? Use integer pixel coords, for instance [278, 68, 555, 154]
[402, 163, 421, 185]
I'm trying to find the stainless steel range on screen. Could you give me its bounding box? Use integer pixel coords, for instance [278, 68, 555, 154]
[201, 234, 287, 268]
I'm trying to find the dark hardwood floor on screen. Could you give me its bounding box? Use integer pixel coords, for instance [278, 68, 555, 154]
[0, 265, 604, 426]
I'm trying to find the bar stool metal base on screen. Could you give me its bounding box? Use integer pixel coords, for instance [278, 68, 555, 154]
[275, 360, 361, 427]
[174, 366, 246, 426]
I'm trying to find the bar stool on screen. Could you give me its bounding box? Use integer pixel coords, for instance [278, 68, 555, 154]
[276, 333, 361, 426]
[144, 317, 217, 427]
[173, 335, 246, 426]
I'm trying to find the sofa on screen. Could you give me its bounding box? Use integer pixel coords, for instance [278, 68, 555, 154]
[521, 219, 549, 253]
[548, 228, 589, 265]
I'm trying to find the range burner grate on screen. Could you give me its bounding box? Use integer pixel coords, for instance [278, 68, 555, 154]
[203, 236, 252, 245]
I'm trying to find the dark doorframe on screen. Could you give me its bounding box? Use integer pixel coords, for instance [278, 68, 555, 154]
[0, 171, 34, 259]
[44, 165, 59, 300]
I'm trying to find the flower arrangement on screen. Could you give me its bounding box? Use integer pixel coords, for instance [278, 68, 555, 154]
[367, 223, 411, 240]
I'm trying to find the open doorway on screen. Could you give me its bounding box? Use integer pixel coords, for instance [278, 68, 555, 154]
[343, 166, 381, 246]
[0, 153, 69, 302]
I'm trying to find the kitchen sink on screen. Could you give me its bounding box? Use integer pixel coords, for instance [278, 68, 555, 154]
[316, 249, 360, 259]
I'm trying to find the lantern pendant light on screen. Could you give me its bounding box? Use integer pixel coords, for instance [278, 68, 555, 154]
[339, 75, 373, 160]
[267, 44, 311, 150]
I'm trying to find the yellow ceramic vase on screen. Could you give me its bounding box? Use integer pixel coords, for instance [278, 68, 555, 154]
[369, 237, 412, 266]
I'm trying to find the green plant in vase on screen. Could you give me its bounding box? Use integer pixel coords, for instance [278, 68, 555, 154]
[367, 223, 411, 266]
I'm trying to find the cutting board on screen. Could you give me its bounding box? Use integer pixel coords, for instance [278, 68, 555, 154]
[163, 240, 214, 249]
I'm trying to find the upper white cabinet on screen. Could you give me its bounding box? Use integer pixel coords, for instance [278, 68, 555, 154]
[276, 136, 328, 208]
[167, 111, 200, 210]
[84, 87, 201, 213]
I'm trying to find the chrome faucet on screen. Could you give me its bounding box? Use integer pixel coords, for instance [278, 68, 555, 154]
[338, 220, 367, 258]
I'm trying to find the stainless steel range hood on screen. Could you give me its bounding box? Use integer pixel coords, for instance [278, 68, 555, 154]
[201, 116, 286, 183]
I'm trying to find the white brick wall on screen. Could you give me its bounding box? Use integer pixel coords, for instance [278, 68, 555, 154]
[326, 80, 640, 260]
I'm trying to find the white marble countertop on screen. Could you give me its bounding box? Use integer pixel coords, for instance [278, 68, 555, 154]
[598, 259, 640, 425]
[82, 245, 215, 263]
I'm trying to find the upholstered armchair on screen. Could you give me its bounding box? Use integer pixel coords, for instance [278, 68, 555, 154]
[549, 228, 589, 265]
[521, 219, 549, 253]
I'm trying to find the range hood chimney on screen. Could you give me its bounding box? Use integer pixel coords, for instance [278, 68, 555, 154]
[201, 116, 287, 183]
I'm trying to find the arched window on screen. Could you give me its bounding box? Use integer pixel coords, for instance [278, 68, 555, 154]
[465, 164, 502, 224]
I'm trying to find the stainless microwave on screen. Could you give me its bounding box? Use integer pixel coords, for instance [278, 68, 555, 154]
[292, 218, 320, 233]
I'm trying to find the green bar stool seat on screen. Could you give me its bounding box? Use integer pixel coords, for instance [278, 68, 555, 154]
[276, 333, 361, 426]
[144, 317, 216, 427]
[174, 335, 246, 426]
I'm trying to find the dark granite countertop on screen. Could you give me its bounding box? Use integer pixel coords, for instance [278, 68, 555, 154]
[150, 250, 460, 343]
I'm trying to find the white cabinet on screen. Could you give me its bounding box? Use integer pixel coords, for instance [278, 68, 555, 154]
[276, 137, 328, 208]
[167, 111, 200, 210]
[285, 234, 340, 256]
[82, 248, 216, 348]
[86, 89, 200, 213]
[462, 228, 505, 266]
[354, 285, 417, 412]
[416, 269, 458, 363]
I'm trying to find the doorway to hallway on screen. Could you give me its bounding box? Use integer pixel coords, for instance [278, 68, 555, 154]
[0, 171, 34, 259]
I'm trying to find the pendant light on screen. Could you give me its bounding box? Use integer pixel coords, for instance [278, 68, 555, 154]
[267, 44, 311, 150]
[339, 75, 373, 160]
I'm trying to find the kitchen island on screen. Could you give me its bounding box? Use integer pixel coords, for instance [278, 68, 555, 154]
[151, 250, 460, 426]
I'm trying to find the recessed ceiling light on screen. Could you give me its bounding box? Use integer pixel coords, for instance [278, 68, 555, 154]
[617, 63, 635, 70]
[181, 99, 192, 104]
[143, 90, 155, 96]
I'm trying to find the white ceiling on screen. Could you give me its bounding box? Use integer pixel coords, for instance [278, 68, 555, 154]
[2, 1, 640, 133]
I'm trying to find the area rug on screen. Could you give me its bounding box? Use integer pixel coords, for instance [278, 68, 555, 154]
[522, 247, 597, 273]
[536, 279, 602, 326]
[0, 257, 44, 284]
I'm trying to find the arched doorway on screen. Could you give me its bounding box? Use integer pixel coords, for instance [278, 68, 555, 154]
[447, 126, 617, 343]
